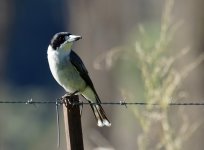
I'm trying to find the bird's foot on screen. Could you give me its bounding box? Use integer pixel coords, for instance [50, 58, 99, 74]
[60, 91, 79, 107]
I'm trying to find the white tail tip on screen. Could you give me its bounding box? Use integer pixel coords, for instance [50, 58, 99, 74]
[103, 119, 111, 127]
[97, 120, 104, 127]
[97, 119, 111, 127]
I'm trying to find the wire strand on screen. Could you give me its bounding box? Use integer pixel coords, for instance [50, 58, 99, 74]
[0, 99, 204, 106]
[56, 101, 60, 148]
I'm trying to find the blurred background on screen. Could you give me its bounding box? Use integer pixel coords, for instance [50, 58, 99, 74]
[0, 0, 204, 149]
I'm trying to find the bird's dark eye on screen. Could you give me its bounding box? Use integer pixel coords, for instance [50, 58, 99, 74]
[59, 36, 63, 41]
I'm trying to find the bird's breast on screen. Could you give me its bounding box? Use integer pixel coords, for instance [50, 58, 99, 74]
[48, 51, 86, 93]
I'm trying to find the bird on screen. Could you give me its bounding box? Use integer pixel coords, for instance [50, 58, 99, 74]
[47, 32, 111, 127]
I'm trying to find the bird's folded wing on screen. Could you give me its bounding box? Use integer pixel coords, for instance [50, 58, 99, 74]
[69, 50, 95, 90]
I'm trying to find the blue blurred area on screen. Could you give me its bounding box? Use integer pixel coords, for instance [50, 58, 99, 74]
[6, 0, 68, 87]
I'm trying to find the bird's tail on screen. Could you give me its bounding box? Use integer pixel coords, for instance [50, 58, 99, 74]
[90, 103, 111, 127]
[82, 86, 111, 127]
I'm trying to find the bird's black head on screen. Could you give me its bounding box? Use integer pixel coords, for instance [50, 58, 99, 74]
[50, 32, 82, 50]
[50, 32, 71, 50]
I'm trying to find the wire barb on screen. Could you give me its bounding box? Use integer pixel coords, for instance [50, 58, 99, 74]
[119, 100, 128, 108]
[25, 99, 33, 104]
[25, 99, 37, 108]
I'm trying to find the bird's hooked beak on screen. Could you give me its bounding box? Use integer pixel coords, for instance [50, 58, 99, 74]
[61, 34, 82, 51]
[66, 34, 82, 42]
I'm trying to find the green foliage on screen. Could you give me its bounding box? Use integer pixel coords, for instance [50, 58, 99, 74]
[95, 0, 204, 149]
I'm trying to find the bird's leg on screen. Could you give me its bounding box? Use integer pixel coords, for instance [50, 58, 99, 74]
[59, 93, 70, 107]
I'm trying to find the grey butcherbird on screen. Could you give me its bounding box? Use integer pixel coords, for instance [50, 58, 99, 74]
[47, 32, 111, 127]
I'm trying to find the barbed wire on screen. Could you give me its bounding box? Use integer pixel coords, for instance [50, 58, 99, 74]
[1, 98, 204, 148]
[0, 99, 204, 106]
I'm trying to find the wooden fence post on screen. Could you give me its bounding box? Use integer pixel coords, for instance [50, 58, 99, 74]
[63, 95, 84, 150]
